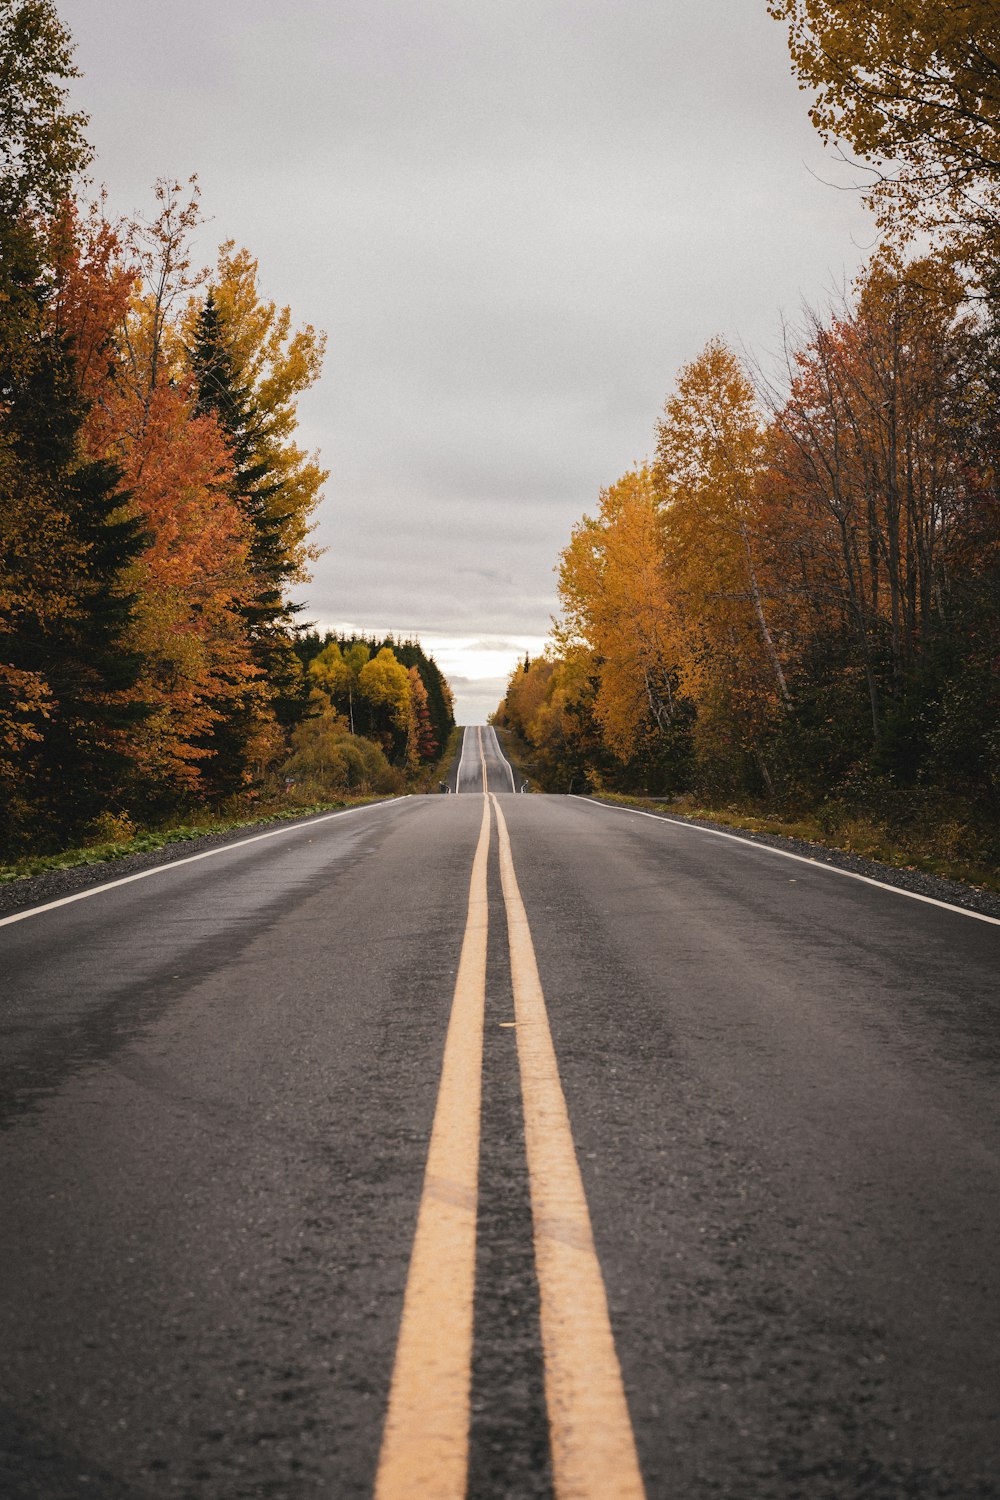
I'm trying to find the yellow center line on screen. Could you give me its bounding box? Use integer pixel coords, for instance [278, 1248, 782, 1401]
[478, 725, 488, 793]
[374, 795, 492, 1500]
[491, 794, 647, 1500]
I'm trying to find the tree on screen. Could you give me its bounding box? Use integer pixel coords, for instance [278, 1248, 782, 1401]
[558, 467, 684, 762]
[281, 708, 399, 799]
[0, 236, 149, 848]
[187, 289, 307, 794]
[654, 341, 792, 792]
[0, 4, 151, 849]
[768, 0, 1000, 263]
[407, 665, 437, 766]
[0, 0, 90, 220]
[72, 184, 259, 803]
[308, 640, 369, 734]
[358, 647, 412, 756]
[495, 651, 611, 794]
[199, 242, 327, 589]
[374, 637, 455, 755]
[766, 258, 974, 757]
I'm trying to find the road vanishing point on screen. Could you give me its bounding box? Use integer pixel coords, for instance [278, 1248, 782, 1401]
[1, 726, 998, 1498]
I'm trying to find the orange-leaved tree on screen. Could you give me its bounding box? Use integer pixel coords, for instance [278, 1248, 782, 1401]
[70, 182, 258, 802]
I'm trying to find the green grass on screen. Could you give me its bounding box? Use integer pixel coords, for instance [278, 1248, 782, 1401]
[0, 796, 390, 885]
[0, 727, 465, 885]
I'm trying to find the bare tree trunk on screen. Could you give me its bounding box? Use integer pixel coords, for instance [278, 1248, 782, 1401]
[740, 523, 791, 707]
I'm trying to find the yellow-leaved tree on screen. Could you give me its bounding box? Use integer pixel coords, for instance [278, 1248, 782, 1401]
[768, 0, 1000, 265]
[654, 340, 791, 791]
[205, 242, 327, 584]
[359, 647, 412, 751]
[558, 466, 681, 760]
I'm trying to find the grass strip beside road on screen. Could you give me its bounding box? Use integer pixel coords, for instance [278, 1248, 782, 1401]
[0, 797, 394, 886]
[586, 792, 1000, 895]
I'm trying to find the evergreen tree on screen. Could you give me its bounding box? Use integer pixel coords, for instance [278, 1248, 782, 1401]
[187, 291, 308, 795]
[0, 1, 150, 850]
[0, 231, 149, 850]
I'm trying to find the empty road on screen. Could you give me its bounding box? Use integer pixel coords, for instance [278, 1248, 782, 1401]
[1, 727, 998, 1499]
[450, 725, 517, 794]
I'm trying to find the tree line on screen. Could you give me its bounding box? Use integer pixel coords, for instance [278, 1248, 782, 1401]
[0, 2, 453, 857]
[497, 1, 999, 865]
[286, 633, 455, 799]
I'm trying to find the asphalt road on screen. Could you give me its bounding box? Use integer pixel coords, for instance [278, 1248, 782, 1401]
[448, 724, 518, 794]
[1, 729, 998, 1499]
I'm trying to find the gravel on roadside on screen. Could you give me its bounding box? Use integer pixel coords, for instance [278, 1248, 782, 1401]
[0, 802, 398, 924]
[585, 795, 1000, 923]
[3, 794, 998, 927]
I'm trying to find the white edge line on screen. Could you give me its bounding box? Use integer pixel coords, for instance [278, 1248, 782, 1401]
[489, 726, 516, 793]
[569, 795, 1000, 928]
[0, 797, 411, 929]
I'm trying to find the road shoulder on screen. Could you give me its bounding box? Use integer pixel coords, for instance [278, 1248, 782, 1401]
[0, 798, 406, 923]
[576, 794, 1000, 923]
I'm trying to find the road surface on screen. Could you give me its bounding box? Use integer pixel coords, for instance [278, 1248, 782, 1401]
[449, 724, 518, 794]
[1, 726, 998, 1499]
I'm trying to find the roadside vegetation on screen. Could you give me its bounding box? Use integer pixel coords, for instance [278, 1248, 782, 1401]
[1, 696, 461, 887]
[495, 1, 1000, 888]
[0, 3, 455, 866]
[0, 800, 376, 885]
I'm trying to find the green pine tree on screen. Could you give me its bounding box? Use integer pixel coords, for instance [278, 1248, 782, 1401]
[0, 1, 151, 851]
[187, 291, 308, 795]
[0, 230, 150, 850]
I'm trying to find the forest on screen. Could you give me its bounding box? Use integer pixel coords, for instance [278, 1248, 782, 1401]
[496, 0, 1000, 879]
[0, 2, 453, 861]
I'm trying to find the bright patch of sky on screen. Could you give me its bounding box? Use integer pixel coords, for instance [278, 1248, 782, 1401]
[58, 0, 874, 722]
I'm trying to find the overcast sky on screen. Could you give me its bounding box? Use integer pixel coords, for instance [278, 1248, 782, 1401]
[59, 0, 874, 722]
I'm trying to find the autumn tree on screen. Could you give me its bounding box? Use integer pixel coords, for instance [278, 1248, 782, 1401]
[496, 651, 610, 793]
[0, 2, 150, 849]
[308, 640, 369, 734]
[200, 243, 327, 589]
[558, 467, 690, 777]
[359, 647, 413, 756]
[305, 634, 455, 768]
[281, 710, 399, 799]
[0, 7, 339, 844]
[70, 183, 262, 805]
[406, 666, 435, 768]
[652, 341, 792, 792]
[768, 0, 1000, 265]
[374, 637, 454, 755]
[764, 258, 975, 767]
[186, 291, 305, 793]
[0, 0, 90, 220]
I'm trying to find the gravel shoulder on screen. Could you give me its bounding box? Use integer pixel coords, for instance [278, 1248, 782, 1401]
[0, 800, 402, 923]
[584, 794, 1000, 923]
[5, 791, 997, 928]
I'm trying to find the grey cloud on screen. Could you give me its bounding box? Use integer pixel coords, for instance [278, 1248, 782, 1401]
[61, 0, 874, 715]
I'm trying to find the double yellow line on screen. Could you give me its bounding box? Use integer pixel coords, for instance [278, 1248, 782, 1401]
[374, 795, 646, 1499]
[477, 726, 488, 793]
